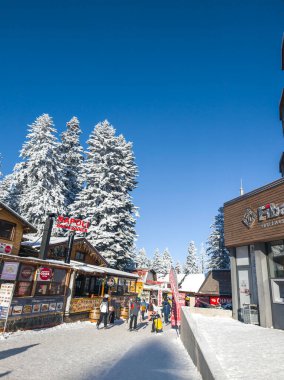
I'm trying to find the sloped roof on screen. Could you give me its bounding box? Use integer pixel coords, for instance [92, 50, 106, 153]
[159, 273, 206, 293]
[0, 201, 37, 233]
[21, 236, 109, 266]
[198, 269, 231, 296]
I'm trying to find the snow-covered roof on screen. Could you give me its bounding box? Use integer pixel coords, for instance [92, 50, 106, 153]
[0, 201, 37, 233]
[159, 273, 206, 293]
[21, 236, 83, 248]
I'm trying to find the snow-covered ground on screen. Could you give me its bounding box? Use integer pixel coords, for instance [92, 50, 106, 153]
[190, 313, 284, 379]
[0, 319, 201, 380]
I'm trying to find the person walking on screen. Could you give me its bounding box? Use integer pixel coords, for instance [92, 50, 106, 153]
[140, 299, 147, 320]
[97, 294, 109, 329]
[162, 298, 171, 324]
[129, 297, 141, 331]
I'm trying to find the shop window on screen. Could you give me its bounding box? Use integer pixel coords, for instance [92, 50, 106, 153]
[268, 241, 284, 279]
[14, 264, 36, 297]
[34, 267, 67, 296]
[0, 219, 15, 240]
[236, 246, 249, 266]
[75, 251, 86, 262]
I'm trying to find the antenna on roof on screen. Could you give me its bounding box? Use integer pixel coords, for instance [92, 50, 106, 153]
[240, 179, 244, 196]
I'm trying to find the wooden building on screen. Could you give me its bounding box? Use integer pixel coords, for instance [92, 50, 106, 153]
[195, 270, 232, 307]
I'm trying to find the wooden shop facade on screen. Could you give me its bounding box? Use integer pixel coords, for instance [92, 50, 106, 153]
[0, 202, 139, 331]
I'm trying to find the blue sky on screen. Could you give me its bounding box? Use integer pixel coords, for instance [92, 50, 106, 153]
[0, 0, 283, 264]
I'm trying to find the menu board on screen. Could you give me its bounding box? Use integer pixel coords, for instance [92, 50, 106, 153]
[10, 296, 65, 317]
[0, 283, 14, 319]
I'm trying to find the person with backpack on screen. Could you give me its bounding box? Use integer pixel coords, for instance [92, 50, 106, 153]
[96, 294, 109, 329]
[129, 297, 141, 331]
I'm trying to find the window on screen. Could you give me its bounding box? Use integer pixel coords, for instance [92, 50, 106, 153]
[75, 251, 86, 262]
[34, 268, 67, 296]
[268, 241, 284, 279]
[14, 264, 36, 297]
[0, 219, 15, 240]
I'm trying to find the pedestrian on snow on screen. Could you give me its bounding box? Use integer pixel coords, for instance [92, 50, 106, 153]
[97, 295, 109, 329]
[129, 297, 141, 330]
[108, 304, 115, 325]
[162, 299, 171, 324]
[140, 299, 147, 320]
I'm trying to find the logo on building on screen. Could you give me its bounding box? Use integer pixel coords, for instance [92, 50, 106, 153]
[242, 202, 284, 229]
[242, 208, 257, 228]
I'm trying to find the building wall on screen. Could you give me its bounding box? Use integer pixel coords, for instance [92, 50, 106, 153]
[224, 179, 284, 247]
[0, 208, 24, 255]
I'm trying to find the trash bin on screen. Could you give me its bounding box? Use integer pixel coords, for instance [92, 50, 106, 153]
[242, 304, 259, 325]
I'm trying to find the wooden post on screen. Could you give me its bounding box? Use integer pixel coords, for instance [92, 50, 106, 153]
[101, 276, 106, 297]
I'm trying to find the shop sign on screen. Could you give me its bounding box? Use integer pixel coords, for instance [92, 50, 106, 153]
[0, 283, 14, 319]
[18, 266, 35, 281]
[169, 268, 181, 326]
[243, 202, 284, 229]
[39, 267, 52, 281]
[70, 297, 101, 313]
[0, 243, 13, 254]
[56, 215, 90, 233]
[158, 289, 163, 306]
[107, 277, 115, 287]
[1, 262, 19, 281]
[135, 281, 144, 296]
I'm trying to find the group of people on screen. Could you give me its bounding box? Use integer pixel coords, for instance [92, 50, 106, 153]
[96, 294, 172, 333]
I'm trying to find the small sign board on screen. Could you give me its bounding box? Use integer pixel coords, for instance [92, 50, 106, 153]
[0, 283, 14, 319]
[56, 215, 90, 233]
[1, 262, 19, 281]
[0, 243, 13, 254]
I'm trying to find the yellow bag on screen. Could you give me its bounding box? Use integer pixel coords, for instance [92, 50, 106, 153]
[154, 317, 163, 332]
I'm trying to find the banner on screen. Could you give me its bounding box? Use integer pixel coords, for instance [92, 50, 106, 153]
[169, 268, 181, 327]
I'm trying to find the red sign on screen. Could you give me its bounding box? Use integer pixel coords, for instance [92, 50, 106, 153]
[56, 215, 90, 233]
[169, 268, 181, 327]
[39, 267, 52, 281]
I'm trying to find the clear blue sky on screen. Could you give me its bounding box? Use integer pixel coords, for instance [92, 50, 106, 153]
[0, 0, 283, 264]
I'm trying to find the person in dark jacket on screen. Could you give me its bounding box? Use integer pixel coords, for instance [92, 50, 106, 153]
[162, 299, 171, 324]
[129, 297, 141, 330]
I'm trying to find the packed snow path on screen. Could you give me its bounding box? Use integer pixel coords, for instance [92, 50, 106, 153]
[0, 320, 201, 380]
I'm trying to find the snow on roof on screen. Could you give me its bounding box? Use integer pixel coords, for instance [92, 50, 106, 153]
[21, 236, 83, 248]
[0, 201, 37, 233]
[159, 273, 206, 293]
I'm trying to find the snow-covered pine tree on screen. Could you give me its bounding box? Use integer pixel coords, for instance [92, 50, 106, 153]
[160, 248, 173, 275]
[70, 120, 138, 269]
[183, 241, 199, 274]
[60, 117, 84, 208]
[207, 207, 230, 270]
[198, 242, 208, 274]
[135, 248, 151, 268]
[151, 248, 163, 275]
[18, 114, 65, 234]
[175, 261, 182, 274]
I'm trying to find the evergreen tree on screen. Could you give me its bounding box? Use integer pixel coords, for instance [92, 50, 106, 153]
[198, 242, 208, 274]
[175, 261, 182, 274]
[70, 120, 138, 269]
[207, 207, 230, 270]
[160, 248, 173, 275]
[151, 248, 163, 274]
[18, 114, 65, 234]
[135, 248, 151, 268]
[183, 241, 199, 274]
[60, 117, 84, 208]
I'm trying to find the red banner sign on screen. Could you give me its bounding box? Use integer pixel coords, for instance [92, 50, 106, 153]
[169, 268, 181, 327]
[56, 216, 90, 233]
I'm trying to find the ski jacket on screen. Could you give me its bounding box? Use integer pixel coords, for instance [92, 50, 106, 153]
[100, 300, 109, 313]
[130, 301, 140, 316]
